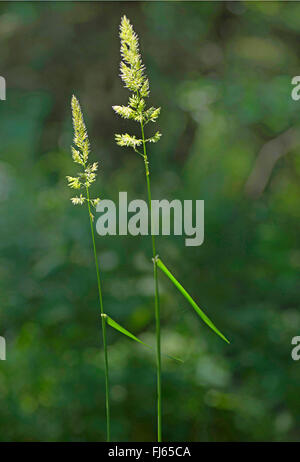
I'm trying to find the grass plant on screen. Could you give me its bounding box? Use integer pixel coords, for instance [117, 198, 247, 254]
[67, 95, 147, 441]
[113, 16, 229, 442]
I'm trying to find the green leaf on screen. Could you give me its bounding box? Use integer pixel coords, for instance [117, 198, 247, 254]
[106, 315, 148, 346]
[105, 315, 183, 363]
[156, 258, 230, 344]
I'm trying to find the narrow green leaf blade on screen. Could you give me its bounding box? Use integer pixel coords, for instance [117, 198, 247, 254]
[106, 316, 149, 347]
[156, 258, 230, 344]
[105, 315, 183, 362]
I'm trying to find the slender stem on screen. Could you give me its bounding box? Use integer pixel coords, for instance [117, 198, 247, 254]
[140, 120, 162, 442]
[101, 314, 110, 441]
[86, 186, 110, 442]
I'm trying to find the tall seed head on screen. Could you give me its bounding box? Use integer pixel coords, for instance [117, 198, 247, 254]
[67, 95, 100, 213]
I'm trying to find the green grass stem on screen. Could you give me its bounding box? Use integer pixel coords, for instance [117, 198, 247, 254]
[86, 186, 111, 442]
[140, 120, 162, 442]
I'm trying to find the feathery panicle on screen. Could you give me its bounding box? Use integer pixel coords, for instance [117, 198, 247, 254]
[71, 95, 90, 164]
[113, 15, 161, 150]
[67, 95, 100, 210]
[119, 15, 147, 92]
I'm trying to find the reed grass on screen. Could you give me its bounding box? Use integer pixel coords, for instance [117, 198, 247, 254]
[67, 95, 148, 442]
[113, 16, 229, 442]
[67, 95, 111, 440]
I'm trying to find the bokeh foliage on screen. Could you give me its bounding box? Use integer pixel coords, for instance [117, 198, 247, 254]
[0, 1, 299, 441]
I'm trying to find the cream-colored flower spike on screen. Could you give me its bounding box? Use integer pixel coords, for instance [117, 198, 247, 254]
[113, 15, 162, 152]
[67, 95, 100, 217]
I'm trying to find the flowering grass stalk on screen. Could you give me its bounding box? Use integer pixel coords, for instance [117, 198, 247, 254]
[113, 15, 163, 440]
[113, 16, 229, 442]
[67, 95, 148, 441]
[67, 95, 111, 440]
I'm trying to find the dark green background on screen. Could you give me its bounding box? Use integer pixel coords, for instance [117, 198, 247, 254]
[0, 1, 299, 441]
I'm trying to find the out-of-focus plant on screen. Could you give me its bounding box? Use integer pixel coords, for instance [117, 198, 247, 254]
[113, 16, 229, 442]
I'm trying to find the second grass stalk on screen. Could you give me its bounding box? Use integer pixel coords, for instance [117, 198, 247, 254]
[113, 15, 230, 441]
[113, 16, 163, 440]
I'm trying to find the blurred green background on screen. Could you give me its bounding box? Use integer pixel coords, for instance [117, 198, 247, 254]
[0, 1, 299, 442]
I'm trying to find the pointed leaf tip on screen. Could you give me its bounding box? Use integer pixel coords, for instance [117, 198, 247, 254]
[106, 315, 149, 347]
[105, 315, 184, 362]
[156, 258, 230, 344]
